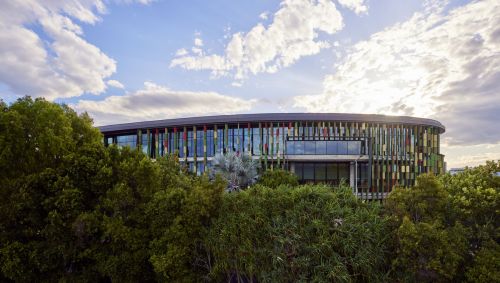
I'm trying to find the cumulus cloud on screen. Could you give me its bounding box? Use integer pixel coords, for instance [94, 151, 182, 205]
[74, 82, 257, 126]
[171, 0, 344, 81]
[194, 37, 203, 47]
[0, 0, 146, 100]
[259, 11, 269, 20]
[107, 80, 125, 89]
[294, 0, 500, 148]
[337, 0, 368, 14]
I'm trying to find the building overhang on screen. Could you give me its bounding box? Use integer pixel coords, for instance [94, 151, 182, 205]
[98, 113, 445, 135]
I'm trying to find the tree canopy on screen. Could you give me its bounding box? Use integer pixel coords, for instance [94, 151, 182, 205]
[0, 97, 498, 282]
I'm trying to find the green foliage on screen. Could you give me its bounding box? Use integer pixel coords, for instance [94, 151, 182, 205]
[465, 239, 500, 282]
[147, 173, 225, 281]
[1, 97, 498, 282]
[205, 184, 389, 282]
[258, 169, 299, 188]
[386, 167, 500, 282]
[440, 161, 500, 242]
[0, 97, 225, 282]
[385, 174, 450, 223]
[440, 161, 500, 282]
[0, 97, 107, 282]
[392, 218, 467, 281]
[385, 174, 469, 281]
[211, 151, 260, 191]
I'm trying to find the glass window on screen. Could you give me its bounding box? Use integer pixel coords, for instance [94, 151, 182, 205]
[197, 130, 204, 156]
[187, 131, 194, 157]
[294, 163, 303, 180]
[338, 163, 349, 181]
[169, 132, 176, 155]
[217, 129, 224, 153]
[116, 134, 137, 149]
[294, 141, 304, 154]
[348, 141, 361, 155]
[286, 141, 295, 155]
[178, 136, 184, 157]
[315, 163, 326, 181]
[316, 141, 327, 155]
[304, 141, 315, 154]
[206, 130, 214, 156]
[243, 128, 250, 153]
[337, 141, 348, 155]
[303, 163, 314, 180]
[197, 163, 204, 176]
[252, 128, 260, 155]
[327, 141, 337, 154]
[327, 163, 338, 180]
[141, 133, 149, 155]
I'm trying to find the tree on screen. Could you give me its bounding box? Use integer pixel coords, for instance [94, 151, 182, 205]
[210, 151, 259, 191]
[440, 161, 500, 282]
[384, 174, 468, 281]
[147, 167, 225, 281]
[0, 97, 109, 281]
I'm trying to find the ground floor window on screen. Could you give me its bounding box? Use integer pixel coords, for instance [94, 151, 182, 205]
[293, 162, 350, 185]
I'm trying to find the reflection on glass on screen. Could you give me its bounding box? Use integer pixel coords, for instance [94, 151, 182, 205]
[327, 163, 338, 180]
[337, 141, 348, 155]
[348, 141, 361, 155]
[315, 163, 326, 180]
[286, 141, 295, 154]
[338, 163, 349, 180]
[304, 141, 315, 154]
[252, 128, 260, 155]
[295, 163, 303, 179]
[316, 141, 326, 154]
[303, 163, 314, 180]
[327, 141, 337, 154]
[295, 141, 304, 154]
[285, 140, 365, 155]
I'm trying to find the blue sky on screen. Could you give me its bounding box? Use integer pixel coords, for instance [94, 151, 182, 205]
[0, 0, 499, 168]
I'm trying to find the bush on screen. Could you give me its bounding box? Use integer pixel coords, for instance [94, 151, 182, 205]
[205, 184, 389, 282]
[258, 169, 299, 188]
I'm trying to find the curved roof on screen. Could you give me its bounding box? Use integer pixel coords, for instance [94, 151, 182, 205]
[99, 113, 445, 134]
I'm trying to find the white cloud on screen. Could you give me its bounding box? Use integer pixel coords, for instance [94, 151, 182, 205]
[259, 11, 269, 20]
[74, 82, 257, 126]
[107, 79, 125, 89]
[171, 0, 344, 81]
[175, 48, 188, 56]
[337, 0, 368, 14]
[442, 143, 500, 169]
[294, 0, 500, 148]
[0, 0, 147, 100]
[194, 37, 203, 47]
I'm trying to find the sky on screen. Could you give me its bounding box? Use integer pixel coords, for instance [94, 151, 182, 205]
[0, 0, 499, 169]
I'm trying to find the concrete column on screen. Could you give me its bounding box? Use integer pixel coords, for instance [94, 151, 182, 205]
[290, 162, 295, 173]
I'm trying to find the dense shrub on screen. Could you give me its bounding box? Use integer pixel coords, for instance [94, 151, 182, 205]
[205, 184, 389, 282]
[258, 169, 299, 188]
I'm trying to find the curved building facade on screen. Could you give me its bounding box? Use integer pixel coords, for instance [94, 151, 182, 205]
[99, 113, 445, 199]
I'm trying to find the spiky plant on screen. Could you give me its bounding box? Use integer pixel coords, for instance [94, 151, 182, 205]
[210, 151, 260, 192]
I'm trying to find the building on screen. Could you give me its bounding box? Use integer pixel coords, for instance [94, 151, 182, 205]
[449, 168, 465, 175]
[99, 113, 445, 199]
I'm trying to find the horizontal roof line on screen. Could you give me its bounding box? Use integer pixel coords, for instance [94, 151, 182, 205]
[98, 113, 445, 134]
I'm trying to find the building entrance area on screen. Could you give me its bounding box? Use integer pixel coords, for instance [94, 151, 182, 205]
[290, 162, 370, 192]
